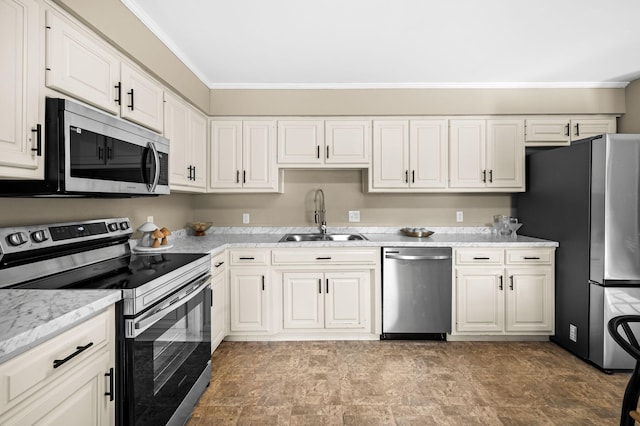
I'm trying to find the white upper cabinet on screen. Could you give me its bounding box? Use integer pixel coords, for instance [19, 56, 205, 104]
[277, 120, 324, 165]
[449, 120, 486, 189]
[119, 62, 164, 133]
[277, 119, 370, 167]
[371, 120, 409, 189]
[164, 92, 206, 192]
[370, 119, 448, 191]
[45, 10, 119, 114]
[525, 116, 616, 146]
[0, 0, 44, 179]
[449, 119, 524, 191]
[45, 10, 164, 133]
[209, 120, 279, 192]
[409, 120, 448, 189]
[324, 120, 370, 165]
[486, 120, 524, 189]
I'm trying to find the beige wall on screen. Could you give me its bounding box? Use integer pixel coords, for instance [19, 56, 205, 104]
[0, 193, 195, 232]
[52, 0, 210, 112]
[619, 80, 640, 133]
[193, 170, 511, 227]
[210, 88, 625, 116]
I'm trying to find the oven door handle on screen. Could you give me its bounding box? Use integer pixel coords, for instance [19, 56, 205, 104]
[132, 275, 211, 337]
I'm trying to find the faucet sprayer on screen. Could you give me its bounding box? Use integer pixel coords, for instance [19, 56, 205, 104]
[314, 189, 327, 234]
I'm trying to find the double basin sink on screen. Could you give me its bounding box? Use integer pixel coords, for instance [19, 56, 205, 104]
[278, 233, 367, 242]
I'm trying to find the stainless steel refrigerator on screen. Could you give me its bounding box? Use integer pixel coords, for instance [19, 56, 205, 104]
[516, 133, 640, 370]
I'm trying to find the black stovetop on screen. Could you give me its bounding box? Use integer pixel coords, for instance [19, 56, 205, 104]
[12, 252, 206, 290]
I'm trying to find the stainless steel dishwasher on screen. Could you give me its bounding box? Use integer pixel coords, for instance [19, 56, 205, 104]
[382, 247, 452, 340]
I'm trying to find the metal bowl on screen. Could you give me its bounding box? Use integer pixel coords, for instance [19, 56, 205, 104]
[400, 227, 434, 238]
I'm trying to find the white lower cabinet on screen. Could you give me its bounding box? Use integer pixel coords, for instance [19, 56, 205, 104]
[228, 249, 271, 334]
[0, 306, 115, 425]
[229, 268, 270, 332]
[283, 271, 369, 330]
[210, 251, 227, 353]
[453, 248, 555, 336]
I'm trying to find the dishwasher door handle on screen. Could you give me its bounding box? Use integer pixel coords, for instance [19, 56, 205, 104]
[385, 254, 451, 261]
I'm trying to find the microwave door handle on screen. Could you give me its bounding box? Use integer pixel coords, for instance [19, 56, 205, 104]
[132, 277, 211, 337]
[146, 142, 160, 193]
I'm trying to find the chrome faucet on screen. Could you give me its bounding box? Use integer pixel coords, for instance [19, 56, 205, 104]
[314, 189, 327, 234]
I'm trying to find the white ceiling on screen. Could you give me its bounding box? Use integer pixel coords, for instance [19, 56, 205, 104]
[123, 0, 640, 89]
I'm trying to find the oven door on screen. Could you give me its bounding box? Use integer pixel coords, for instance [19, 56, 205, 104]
[123, 274, 211, 426]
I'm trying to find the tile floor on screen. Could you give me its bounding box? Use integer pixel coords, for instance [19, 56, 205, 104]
[187, 340, 632, 425]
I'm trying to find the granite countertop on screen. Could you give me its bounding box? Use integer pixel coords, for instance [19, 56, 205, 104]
[0, 226, 555, 364]
[154, 226, 558, 255]
[0, 290, 121, 363]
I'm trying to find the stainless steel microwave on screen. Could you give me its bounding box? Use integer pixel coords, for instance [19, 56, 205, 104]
[0, 98, 169, 197]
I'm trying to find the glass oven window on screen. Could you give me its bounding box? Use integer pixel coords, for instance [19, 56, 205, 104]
[152, 302, 203, 395]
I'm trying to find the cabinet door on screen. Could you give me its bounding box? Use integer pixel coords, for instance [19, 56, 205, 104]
[449, 120, 486, 188]
[189, 108, 207, 190]
[325, 271, 369, 329]
[229, 268, 269, 332]
[0, 0, 43, 179]
[325, 120, 370, 165]
[524, 119, 570, 145]
[505, 268, 553, 333]
[277, 120, 324, 165]
[120, 62, 164, 132]
[45, 10, 119, 115]
[486, 119, 524, 189]
[211, 269, 227, 353]
[571, 118, 616, 140]
[165, 92, 191, 188]
[283, 272, 324, 329]
[243, 121, 277, 189]
[455, 268, 504, 332]
[209, 121, 243, 189]
[409, 120, 448, 188]
[0, 351, 114, 426]
[371, 120, 409, 189]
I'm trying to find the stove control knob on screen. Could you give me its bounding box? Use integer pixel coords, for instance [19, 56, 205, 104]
[31, 230, 48, 243]
[119, 221, 130, 230]
[7, 232, 27, 246]
[108, 223, 119, 232]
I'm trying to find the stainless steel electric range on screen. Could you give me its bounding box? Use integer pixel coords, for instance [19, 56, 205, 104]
[0, 218, 212, 426]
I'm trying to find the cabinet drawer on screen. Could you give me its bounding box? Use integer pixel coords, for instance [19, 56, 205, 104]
[211, 251, 226, 276]
[272, 249, 378, 265]
[506, 249, 554, 265]
[0, 306, 114, 414]
[455, 249, 504, 265]
[229, 250, 269, 266]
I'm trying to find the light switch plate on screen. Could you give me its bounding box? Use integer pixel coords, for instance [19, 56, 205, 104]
[348, 211, 360, 222]
[242, 213, 250, 224]
[456, 211, 463, 222]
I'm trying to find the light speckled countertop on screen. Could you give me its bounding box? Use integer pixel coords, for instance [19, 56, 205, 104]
[0, 290, 121, 363]
[152, 226, 558, 255]
[1, 226, 556, 364]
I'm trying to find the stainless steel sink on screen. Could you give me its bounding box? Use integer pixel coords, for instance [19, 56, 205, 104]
[278, 233, 368, 242]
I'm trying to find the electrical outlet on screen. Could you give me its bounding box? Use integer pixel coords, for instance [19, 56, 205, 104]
[146, 216, 154, 224]
[569, 324, 577, 342]
[348, 211, 360, 222]
[456, 211, 463, 222]
[242, 213, 250, 224]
